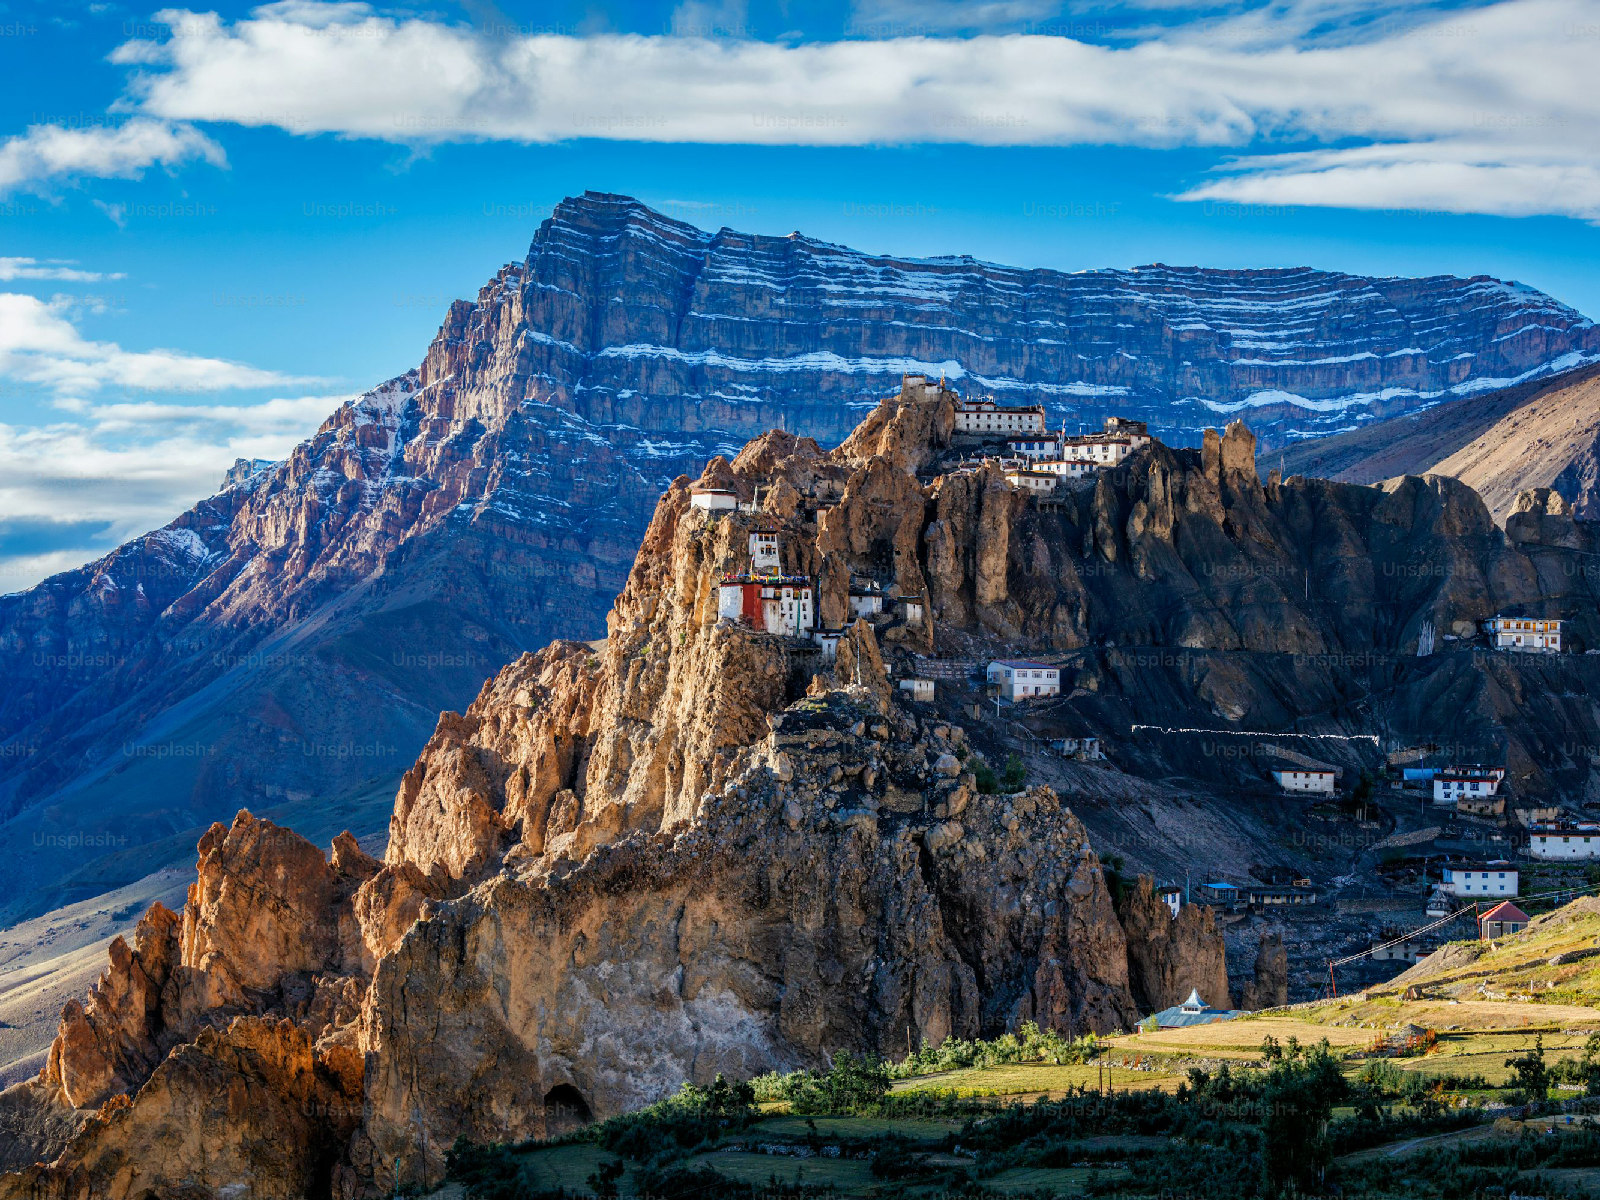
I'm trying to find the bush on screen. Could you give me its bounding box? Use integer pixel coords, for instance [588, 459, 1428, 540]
[590, 1076, 755, 1160]
[890, 1023, 1100, 1078]
[1000, 753, 1026, 791]
[973, 761, 999, 793]
[753, 1051, 890, 1115]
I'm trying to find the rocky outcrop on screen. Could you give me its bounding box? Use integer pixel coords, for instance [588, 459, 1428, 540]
[3, 195, 1595, 921]
[1118, 878, 1230, 1012]
[10, 1018, 362, 1200]
[13, 383, 1600, 1196]
[1246, 931, 1290, 1010]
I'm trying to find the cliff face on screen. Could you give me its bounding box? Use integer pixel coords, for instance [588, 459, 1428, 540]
[0, 386, 1162, 1197]
[2, 193, 1593, 920]
[12, 380, 1600, 1196]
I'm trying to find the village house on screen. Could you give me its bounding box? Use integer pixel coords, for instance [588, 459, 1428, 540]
[847, 580, 884, 619]
[953, 397, 1048, 435]
[1200, 879, 1317, 910]
[1432, 765, 1505, 806]
[689, 486, 737, 513]
[1059, 416, 1153, 464]
[987, 660, 1061, 700]
[1242, 881, 1320, 907]
[898, 678, 935, 702]
[1528, 823, 1600, 860]
[811, 628, 844, 659]
[1481, 615, 1563, 652]
[1008, 434, 1063, 460]
[898, 595, 925, 623]
[1513, 801, 1563, 828]
[1478, 900, 1530, 940]
[1272, 768, 1336, 795]
[1034, 458, 1098, 482]
[748, 529, 781, 571]
[1457, 791, 1507, 818]
[1055, 735, 1104, 761]
[717, 572, 815, 637]
[1003, 466, 1058, 495]
[1440, 861, 1519, 898]
[1369, 937, 1431, 964]
[1157, 885, 1182, 918]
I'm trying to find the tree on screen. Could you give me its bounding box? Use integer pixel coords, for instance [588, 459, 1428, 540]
[1506, 1036, 1549, 1104]
[587, 1158, 625, 1199]
[1000, 752, 1027, 792]
[1259, 1039, 1348, 1195]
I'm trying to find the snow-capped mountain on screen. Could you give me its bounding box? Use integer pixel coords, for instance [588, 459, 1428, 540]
[494, 192, 1597, 445]
[0, 190, 1593, 920]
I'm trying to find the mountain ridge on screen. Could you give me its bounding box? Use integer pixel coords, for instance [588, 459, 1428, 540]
[1, 189, 1595, 921]
[1274, 360, 1600, 522]
[6, 383, 1600, 1196]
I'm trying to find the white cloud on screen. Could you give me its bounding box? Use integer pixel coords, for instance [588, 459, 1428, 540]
[0, 391, 349, 592]
[0, 292, 320, 396]
[0, 257, 125, 282]
[0, 117, 225, 197]
[104, 0, 1600, 221]
[1175, 144, 1600, 221]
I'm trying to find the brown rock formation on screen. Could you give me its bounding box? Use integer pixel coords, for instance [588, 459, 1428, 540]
[15, 383, 1600, 1197]
[1118, 878, 1231, 1012]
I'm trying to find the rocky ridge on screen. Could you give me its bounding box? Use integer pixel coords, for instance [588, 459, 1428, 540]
[10, 375, 1600, 1194]
[14, 372, 1600, 1196]
[0, 385, 1232, 1197]
[3, 194, 1595, 920]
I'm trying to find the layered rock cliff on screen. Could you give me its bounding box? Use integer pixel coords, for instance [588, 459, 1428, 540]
[13, 375, 1600, 1196]
[2, 193, 1593, 921]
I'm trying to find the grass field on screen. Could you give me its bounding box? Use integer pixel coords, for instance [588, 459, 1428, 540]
[893, 1061, 1184, 1096]
[688, 1151, 877, 1190]
[447, 899, 1600, 1198]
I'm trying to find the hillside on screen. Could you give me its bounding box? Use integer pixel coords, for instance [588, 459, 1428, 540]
[2, 192, 1594, 924]
[7, 382, 1600, 1196]
[1275, 361, 1600, 522]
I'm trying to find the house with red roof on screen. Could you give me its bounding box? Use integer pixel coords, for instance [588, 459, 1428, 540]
[1478, 900, 1530, 940]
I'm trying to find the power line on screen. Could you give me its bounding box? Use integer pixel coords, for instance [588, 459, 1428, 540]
[1328, 879, 1600, 970]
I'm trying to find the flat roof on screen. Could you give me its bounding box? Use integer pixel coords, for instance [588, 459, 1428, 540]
[992, 660, 1058, 669]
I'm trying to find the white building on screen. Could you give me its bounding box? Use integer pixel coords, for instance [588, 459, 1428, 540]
[1528, 824, 1600, 860]
[1056, 736, 1104, 761]
[1004, 467, 1058, 494]
[749, 529, 780, 571]
[1008, 435, 1062, 460]
[1432, 766, 1505, 806]
[898, 678, 935, 702]
[689, 487, 737, 513]
[717, 573, 815, 637]
[848, 581, 884, 619]
[899, 596, 925, 623]
[1481, 615, 1563, 652]
[954, 399, 1047, 435]
[812, 628, 843, 659]
[1440, 862, 1518, 898]
[987, 660, 1060, 700]
[1158, 885, 1182, 918]
[1035, 459, 1098, 482]
[1273, 769, 1336, 795]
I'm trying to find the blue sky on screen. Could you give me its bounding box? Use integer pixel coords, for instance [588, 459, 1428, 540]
[1, 0, 1597, 588]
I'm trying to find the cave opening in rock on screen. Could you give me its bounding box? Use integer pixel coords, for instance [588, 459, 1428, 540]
[544, 1083, 592, 1134]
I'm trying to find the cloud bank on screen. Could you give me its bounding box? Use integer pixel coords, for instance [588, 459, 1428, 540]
[89, 0, 1600, 220]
